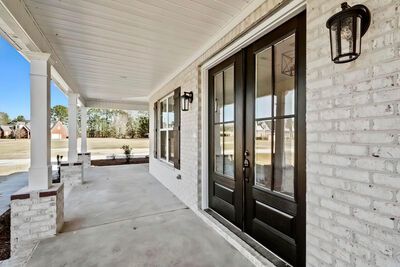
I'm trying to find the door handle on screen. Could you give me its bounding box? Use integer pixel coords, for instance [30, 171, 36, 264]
[243, 150, 250, 183]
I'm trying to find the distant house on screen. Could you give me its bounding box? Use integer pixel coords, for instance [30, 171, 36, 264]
[51, 121, 68, 139]
[0, 125, 14, 138]
[14, 122, 31, 139]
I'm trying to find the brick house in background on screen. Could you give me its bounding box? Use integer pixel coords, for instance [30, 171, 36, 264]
[14, 122, 30, 139]
[51, 121, 68, 139]
[0, 125, 14, 138]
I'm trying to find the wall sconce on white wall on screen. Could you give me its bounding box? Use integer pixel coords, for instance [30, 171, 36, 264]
[181, 91, 193, 111]
[326, 2, 371, 64]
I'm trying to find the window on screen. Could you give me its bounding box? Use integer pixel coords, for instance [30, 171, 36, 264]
[154, 87, 181, 169]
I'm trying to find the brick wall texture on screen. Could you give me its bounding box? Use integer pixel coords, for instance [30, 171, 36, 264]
[306, 0, 400, 266]
[149, 0, 400, 266]
[60, 164, 83, 186]
[11, 184, 64, 254]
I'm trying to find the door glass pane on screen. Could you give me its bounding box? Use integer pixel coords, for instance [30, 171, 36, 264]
[274, 118, 295, 197]
[214, 124, 223, 174]
[169, 130, 175, 163]
[224, 66, 234, 122]
[255, 120, 272, 189]
[274, 34, 295, 117]
[160, 131, 167, 160]
[255, 48, 273, 119]
[214, 72, 223, 123]
[223, 123, 235, 177]
[168, 96, 174, 128]
[161, 99, 168, 128]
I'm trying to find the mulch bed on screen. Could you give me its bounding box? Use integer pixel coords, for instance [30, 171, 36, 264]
[0, 209, 11, 261]
[91, 157, 149, 166]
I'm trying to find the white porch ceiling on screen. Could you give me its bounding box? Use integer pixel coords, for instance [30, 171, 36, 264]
[23, 0, 258, 104]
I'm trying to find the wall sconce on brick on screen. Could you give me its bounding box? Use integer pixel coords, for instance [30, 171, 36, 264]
[326, 2, 371, 64]
[181, 91, 193, 111]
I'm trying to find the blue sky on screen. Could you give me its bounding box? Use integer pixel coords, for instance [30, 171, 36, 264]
[0, 36, 67, 120]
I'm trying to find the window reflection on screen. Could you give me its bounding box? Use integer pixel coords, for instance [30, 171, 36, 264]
[255, 120, 272, 189]
[214, 72, 223, 123]
[274, 35, 295, 117]
[224, 66, 234, 122]
[254, 34, 296, 197]
[213, 65, 235, 179]
[214, 124, 223, 174]
[274, 118, 295, 197]
[223, 123, 235, 177]
[255, 48, 272, 119]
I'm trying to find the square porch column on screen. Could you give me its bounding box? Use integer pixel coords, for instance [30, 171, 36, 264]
[28, 53, 52, 190]
[62, 93, 83, 185]
[78, 107, 91, 169]
[68, 93, 78, 162]
[11, 53, 64, 254]
[81, 106, 88, 153]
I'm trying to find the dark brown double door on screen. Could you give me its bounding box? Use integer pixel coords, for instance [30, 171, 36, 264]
[208, 12, 305, 266]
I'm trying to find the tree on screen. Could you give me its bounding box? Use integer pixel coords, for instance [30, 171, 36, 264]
[125, 112, 149, 138]
[51, 105, 68, 124]
[0, 112, 10, 124]
[134, 114, 149, 138]
[126, 117, 136, 138]
[11, 115, 26, 123]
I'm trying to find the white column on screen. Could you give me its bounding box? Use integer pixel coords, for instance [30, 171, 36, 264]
[68, 93, 78, 162]
[28, 53, 51, 190]
[81, 107, 87, 153]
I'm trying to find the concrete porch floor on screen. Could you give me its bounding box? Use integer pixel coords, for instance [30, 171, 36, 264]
[26, 164, 252, 267]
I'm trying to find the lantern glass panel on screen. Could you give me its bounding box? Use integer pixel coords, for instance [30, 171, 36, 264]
[329, 20, 339, 60]
[182, 95, 189, 111]
[340, 16, 354, 55]
[355, 16, 362, 54]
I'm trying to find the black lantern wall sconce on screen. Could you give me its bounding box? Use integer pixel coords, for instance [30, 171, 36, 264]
[326, 2, 371, 64]
[181, 91, 193, 111]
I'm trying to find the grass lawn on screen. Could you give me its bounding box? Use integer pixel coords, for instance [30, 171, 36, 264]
[0, 138, 149, 175]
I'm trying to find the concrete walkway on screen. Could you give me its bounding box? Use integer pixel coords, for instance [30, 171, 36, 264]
[0, 172, 28, 215]
[27, 164, 252, 267]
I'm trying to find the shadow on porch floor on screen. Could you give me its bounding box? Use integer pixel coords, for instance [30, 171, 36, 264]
[27, 164, 252, 267]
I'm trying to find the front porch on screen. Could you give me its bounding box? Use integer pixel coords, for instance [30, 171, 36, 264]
[0, 0, 399, 266]
[4, 164, 253, 267]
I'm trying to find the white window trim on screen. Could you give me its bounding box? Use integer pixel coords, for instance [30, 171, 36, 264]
[200, 0, 306, 210]
[158, 92, 175, 166]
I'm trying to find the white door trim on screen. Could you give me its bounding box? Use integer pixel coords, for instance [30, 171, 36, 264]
[200, 0, 306, 210]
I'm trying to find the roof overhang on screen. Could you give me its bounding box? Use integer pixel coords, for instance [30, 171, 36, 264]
[0, 0, 266, 110]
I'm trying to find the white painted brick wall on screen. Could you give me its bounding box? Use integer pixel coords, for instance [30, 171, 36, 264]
[149, 0, 400, 265]
[306, 0, 400, 266]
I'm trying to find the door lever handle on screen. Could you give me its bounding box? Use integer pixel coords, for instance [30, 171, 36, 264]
[243, 158, 250, 183]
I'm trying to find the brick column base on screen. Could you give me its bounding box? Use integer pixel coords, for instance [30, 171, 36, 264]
[10, 183, 64, 254]
[77, 152, 91, 169]
[60, 162, 83, 186]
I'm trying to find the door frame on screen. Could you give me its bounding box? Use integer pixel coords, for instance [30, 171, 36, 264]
[200, 0, 306, 210]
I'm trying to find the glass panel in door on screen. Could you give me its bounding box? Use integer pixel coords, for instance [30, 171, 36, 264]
[253, 33, 296, 197]
[213, 66, 235, 178]
[255, 47, 273, 189]
[273, 34, 296, 197]
[274, 35, 295, 117]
